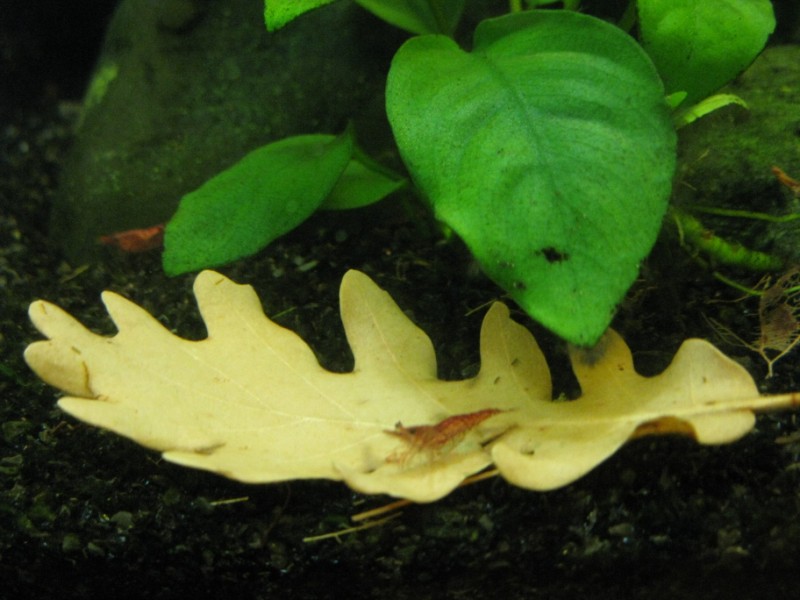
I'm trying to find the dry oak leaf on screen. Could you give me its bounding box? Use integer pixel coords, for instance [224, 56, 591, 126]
[24, 271, 800, 503]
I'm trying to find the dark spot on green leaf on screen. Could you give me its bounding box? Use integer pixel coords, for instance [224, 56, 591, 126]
[540, 247, 570, 263]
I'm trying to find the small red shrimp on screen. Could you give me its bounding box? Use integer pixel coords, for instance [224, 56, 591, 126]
[98, 223, 165, 253]
[385, 408, 504, 464]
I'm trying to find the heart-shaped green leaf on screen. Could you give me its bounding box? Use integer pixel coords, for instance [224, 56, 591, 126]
[163, 132, 352, 276]
[637, 0, 775, 107]
[386, 10, 676, 345]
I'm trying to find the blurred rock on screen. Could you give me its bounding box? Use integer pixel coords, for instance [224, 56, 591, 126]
[53, 0, 401, 262]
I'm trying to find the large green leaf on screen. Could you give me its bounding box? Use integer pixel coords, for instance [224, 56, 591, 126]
[264, 0, 338, 32]
[386, 10, 676, 345]
[163, 133, 352, 276]
[637, 0, 775, 106]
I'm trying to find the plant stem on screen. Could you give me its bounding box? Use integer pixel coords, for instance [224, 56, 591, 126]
[711, 271, 764, 296]
[429, 1, 449, 33]
[670, 207, 784, 271]
[617, 0, 636, 32]
[690, 204, 800, 224]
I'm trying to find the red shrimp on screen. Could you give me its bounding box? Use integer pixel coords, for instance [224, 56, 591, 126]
[385, 408, 504, 464]
[98, 223, 165, 252]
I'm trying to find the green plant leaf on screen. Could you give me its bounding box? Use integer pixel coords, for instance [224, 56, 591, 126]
[637, 0, 775, 106]
[386, 10, 676, 345]
[354, 0, 465, 35]
[320, 153, 407, 210]
[672, 93, 748, 130]
[264, 0, 339, 32]
[163, 133, 353, 276]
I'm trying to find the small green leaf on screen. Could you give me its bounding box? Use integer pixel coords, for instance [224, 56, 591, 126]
[264, 0, 339, 32]
[163, 133, 352, 276]
[321, 155, 407, 210]
[672, 93, 748, 129]
[387, 10, 676, 345]
[354, 0, 465, 35]
[665, 91, 688, 110]
[638, 0, 775, 106]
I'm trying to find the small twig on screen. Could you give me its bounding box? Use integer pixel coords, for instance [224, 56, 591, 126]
[209, 496, 249, 507]
[303, 513, 402, 543]
[352, 499, 411, 523]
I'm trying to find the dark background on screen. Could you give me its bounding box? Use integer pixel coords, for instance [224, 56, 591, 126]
[1, 0, 118, 113]
[3, 0, 798, 113]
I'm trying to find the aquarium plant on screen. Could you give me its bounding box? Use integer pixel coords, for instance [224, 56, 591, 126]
[159, 0, 776, 346]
